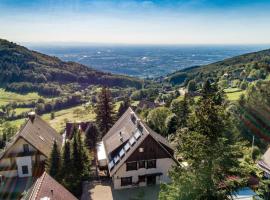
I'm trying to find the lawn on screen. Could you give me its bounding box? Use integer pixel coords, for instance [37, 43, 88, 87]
[14, 107, 31, 115]
[42, 105, 96, 132]
[0, 89, 41, 106]
[7, 105, 96, 133]
[224, 88, 246, 101]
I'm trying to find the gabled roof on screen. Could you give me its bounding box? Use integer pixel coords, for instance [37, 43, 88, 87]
[102, 107, 176, 176]
[0, 114, 62, 159]
[26, 172, 77, 200]
[258, 147, 270, 173]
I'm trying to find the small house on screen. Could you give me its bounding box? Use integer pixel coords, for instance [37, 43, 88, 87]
[98, 107, 177, 189]
[0, 112, 62, 178]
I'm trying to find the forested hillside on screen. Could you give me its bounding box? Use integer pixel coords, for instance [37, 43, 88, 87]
[0, 39, 143, 96]
[167, 48, 270, 86]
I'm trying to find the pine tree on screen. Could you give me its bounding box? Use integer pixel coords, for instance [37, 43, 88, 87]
[47, 140, 61, 180]
[85, 123, 100, 149]
[95, 87, 115, 136]
[170, 94, 190, 129]
[160, 81, 244, 199]
[61, 141, 72, 182]
[117, 96, 130, 119]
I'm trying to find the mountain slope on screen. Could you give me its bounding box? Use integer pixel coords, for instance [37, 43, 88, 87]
[167, 48, 270, 85]
[0, 39, 143, 96]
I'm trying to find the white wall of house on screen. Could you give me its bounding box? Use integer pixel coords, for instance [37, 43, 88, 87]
[16, 156, 32, 177]
[0, 138, 41, 178]
[112, 158, 174, 189]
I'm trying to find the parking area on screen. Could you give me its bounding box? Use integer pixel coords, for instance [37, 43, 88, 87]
[82, 180, 160, 200]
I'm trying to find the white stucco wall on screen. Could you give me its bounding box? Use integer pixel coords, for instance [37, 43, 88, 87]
[112, 158, 174, 189]
[16, 156, 32, 177]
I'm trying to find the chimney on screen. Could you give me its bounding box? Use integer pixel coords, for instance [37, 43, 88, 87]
[51, 189, 54, 200]
[28, 111, 36, 122]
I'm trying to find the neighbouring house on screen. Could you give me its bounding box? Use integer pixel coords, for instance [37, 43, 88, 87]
[24, 171, 77, 200]
[136, 100, 158, 110]
[97, 107, 177, 189]
[258, 148, 270, 178]
[0, 112, 62, 178]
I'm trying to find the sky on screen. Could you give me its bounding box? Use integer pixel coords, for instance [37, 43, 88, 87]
[0, 0, 270, 45]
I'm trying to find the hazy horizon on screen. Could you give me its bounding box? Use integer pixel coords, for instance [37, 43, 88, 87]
[1, 0, 270, 45]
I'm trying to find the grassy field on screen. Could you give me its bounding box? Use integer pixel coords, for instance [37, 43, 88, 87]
[224, 88, 246, 101]
[0, 89, 41, 106]
[7, 105, 96, 133]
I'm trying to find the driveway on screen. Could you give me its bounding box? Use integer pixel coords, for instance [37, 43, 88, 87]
[81, 180, 160, 200]
[81, 180, 113, 200]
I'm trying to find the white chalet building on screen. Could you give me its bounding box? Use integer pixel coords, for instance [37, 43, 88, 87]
[0, 112, 62, 178]
[98, 107, 177, 189]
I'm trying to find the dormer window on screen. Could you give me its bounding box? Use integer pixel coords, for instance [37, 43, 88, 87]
[23, 144, 29, 153]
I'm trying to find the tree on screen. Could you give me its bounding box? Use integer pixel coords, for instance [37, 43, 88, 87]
[117, 96, 130, 119]
[240, 81, 248, 90]
[47, 140, 61, 181]
[160, 81, 244, 199]
[50, 111, 55, 120]
[2, 122, 17, 141]
[170, 94, 190, 128]
[85, 123, 100, 149]
[69, 129, 91, 196]
[187, 80, 196, 92]
[61, 141, 73, 188]
[147, 107, 172, 136]
[95, 87, 115, 136]
[165, 114, 178, 135]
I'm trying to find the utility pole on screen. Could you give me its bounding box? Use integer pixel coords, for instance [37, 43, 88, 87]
[251, 135, 255, 161]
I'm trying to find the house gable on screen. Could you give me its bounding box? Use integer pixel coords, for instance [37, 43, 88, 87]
[127, 135, 173, 162]
[4, 137, 38, 157]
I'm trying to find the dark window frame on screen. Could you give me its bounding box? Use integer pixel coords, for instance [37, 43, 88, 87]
[138, 160, 145, 169]
[22, 165, 29, 174]
[126, 161, 137, 171]
[121, 177, 132, 186]
[23, 144, 29, 153]
[146, 160, 156, 169]
[138, 175, 145, 183]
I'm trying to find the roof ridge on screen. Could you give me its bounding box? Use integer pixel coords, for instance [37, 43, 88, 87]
[30, 172, 46, 200]
[103, 107, 133, 140]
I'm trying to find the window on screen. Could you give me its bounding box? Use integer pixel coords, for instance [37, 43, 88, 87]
[138, 175, 145, 183]
[23, 144, 29, 153]
[138, 160, 145, 169]
[22, 165, 28, 174]
[146, 160, 156, 169]
[126, 162, 137, 171]
[121, 177, 132, 186]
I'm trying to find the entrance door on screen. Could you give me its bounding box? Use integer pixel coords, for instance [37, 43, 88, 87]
[147, 175, 156, 185]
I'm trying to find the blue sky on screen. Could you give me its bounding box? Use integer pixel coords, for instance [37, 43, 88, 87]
[0, 0, 270, 45]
